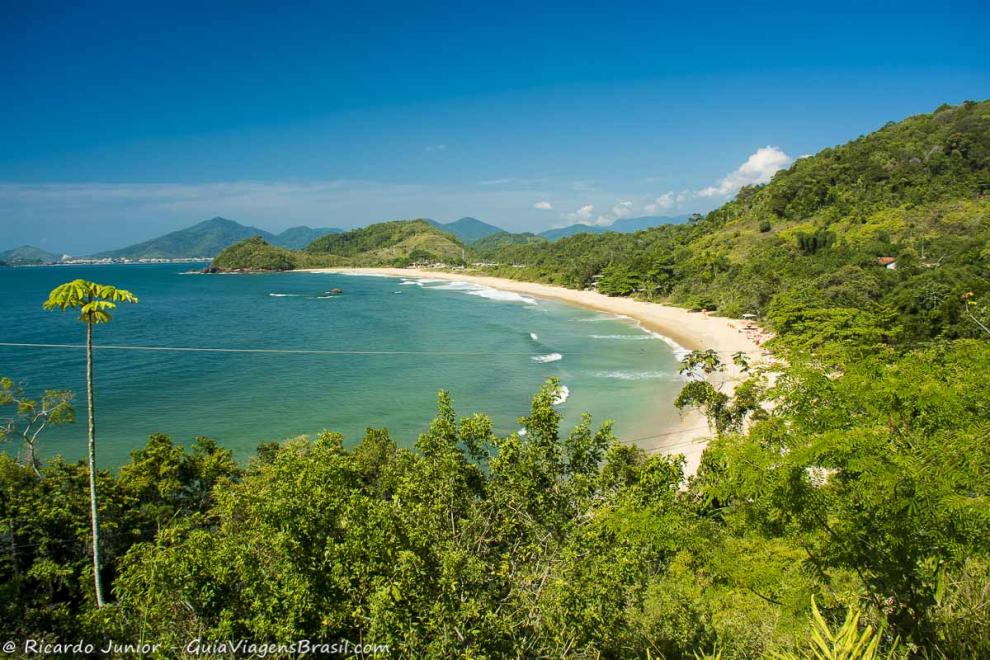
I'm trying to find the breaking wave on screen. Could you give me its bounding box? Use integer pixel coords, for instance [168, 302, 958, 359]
[578, 313, 632, 322]
[594, 370, 675, 381]
[430, 281, 538, 305]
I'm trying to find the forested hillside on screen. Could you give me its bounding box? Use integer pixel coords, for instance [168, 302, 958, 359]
[208, 235, 300, 271]
[471, 230, 548, 255]
[212, 219, 468, 270]
[305, 219, 465, 264]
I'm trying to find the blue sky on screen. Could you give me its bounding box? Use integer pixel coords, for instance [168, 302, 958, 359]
[1, 0, 988, 254]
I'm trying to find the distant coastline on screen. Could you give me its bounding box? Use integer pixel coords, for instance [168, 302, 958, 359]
[301, 266, 768, 473]
[1, 258, 213, 267]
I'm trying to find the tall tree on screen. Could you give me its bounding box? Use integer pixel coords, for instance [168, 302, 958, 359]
[43, 280, 138, 607]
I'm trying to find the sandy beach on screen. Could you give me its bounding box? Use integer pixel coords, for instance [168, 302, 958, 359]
[302, 267, 767, 474]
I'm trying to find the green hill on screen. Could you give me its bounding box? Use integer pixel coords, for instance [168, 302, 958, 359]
[209, 236, 299, 271]
[487, 100, 990, 348]
[211, 219, 469, 271]
[0, 245, 63, 265]
[93, 217, 276, 259]
[427, 217, 505, 243]
[305, 219, 466, 265]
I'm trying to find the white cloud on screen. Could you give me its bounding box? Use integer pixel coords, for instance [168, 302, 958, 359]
[563, 204, 595, 223]
[642, 146, 792, 212]
[697, 146, 792, 198]
[612, 200, 633, 218]
[644, 191, 675, 214]
[533, 200, 553, 210]
[593, 200, 633, 226]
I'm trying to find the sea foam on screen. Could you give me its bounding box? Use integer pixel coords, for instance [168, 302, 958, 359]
[594, 370, 675, 381]
[531, 353, 563, 363]
[430, 281, 538, 305]
[553, 385, 570, 406]
[578, 313, 632, 322]
[639, 326, 691, 359]
[336, 271, 395, 278]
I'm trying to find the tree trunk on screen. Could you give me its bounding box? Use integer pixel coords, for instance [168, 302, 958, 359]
[86, 321, 105, 607]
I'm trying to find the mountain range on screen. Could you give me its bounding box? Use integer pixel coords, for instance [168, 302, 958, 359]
[89, 217, 343, 260]
[2, 213, 689, 265]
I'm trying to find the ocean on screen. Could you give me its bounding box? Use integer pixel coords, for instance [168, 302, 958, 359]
[0, 264, 687, 467]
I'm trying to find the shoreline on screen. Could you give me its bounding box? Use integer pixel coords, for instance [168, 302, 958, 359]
[301, 267, 767, 474]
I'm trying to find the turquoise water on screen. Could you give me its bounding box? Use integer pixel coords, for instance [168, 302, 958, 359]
[0, 264, 686, 467]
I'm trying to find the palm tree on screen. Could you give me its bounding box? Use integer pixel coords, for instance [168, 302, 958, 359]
[43, 279, 138, 607]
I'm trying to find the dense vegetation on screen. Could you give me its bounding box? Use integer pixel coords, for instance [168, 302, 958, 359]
[208, 236, 300, 271]
[471, 230, 548, 255]
[3, 101, 989, 656]
[305, 219, 466, 265]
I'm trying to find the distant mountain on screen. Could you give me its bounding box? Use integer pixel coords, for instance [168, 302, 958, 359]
[539, 215, 690, 241]
[0, 245, 64, 265]
[93, 217, 276, 259]
[92, 218, 343, 259]
[427, 217, 505, 244]
[271, 226, 343, 250]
